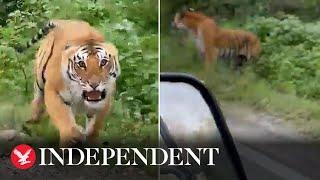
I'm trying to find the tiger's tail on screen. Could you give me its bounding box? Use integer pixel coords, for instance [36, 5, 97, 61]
[249, 38, 261, 60]
[15, 21, 56, 53]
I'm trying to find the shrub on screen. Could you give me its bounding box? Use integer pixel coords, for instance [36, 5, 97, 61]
[246, 15, 320, 99]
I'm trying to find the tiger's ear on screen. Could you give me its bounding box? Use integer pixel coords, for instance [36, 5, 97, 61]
[179, 6, 192, 19]
[102, 42, 121, 78]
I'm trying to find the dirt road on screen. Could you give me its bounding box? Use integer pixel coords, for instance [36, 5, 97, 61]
[0, 131, 156, 180]
[222, 102, 320, 180]
[0, 156, 156, 180]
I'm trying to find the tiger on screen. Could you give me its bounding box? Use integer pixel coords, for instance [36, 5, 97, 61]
[172, 9, 261, 69]
[17, 20, 120, 146]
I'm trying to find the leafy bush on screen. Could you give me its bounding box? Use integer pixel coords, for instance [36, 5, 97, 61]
[246, 15, 320, 99]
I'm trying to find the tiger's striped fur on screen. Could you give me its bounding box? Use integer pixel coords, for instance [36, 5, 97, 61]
[24, 19, 120, 146]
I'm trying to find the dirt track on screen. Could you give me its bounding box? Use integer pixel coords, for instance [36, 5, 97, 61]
[222, 102, 319, 180]
[0, 155, 156, 180]
[0, 131, 156, 180]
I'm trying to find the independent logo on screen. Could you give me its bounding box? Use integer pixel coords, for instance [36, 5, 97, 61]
[10, 144, 36, 170]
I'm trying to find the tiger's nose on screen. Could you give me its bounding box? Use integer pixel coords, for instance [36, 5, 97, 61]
[89, 83, 99, 90]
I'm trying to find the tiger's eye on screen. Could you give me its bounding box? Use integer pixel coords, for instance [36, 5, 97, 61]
[100, 59, 108, 66]
[78, 61, 86, 68]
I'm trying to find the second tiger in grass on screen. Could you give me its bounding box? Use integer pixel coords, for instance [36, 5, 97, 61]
[22, 20, 120, 146]
[172, 9, 261, 69]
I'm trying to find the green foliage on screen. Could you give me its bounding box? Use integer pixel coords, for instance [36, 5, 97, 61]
[246, 15, 320, 99]
[0, 0, 158, 140]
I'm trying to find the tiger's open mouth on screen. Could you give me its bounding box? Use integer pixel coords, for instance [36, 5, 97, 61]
[82, 90, 106, 102]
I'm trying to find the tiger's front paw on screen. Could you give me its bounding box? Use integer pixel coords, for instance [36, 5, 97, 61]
[59, 126, 85, 147]
[86, 134, 101, 146]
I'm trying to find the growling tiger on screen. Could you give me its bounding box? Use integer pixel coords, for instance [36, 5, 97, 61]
[18, 20, 120, 146]
[172, 9, 261, 68]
